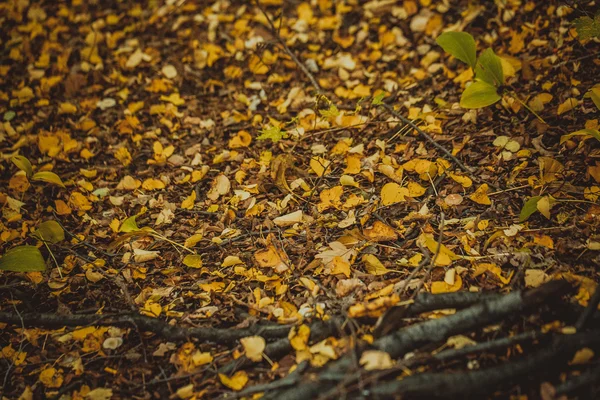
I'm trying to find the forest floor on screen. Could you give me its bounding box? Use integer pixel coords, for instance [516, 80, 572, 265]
[1, 0, 600, 399]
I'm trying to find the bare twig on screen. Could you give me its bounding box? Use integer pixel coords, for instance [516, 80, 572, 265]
[253, 0, 322, 94]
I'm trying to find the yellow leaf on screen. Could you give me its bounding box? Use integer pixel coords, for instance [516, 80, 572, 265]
[219, 371, 249, 391]
[447, 172, 473, 188]
[39, 367, 64, 388]
[539, 157, 564, 184]
[557, 97, 578, 115]
[184, 233, 203, 248]
[181, 190, 196, 209]
[240, 336, 265, 362]
[362, 221, 398, 242]
[344, 154, 362, 174]
[54, 200, 72, 215]
[318, 185, 343, 212]
[536, 195, 556, 219]
[183, 254, 203, 268]
[58, 102, 77, 114]
[228, 130, 252, 149]
[289, 324, 310, 351]
[69, 192, 92, 211]
[116, 175, 142, 190]
[310, 156, 332, 177]
[160, 92, 185, 106]
[418, 233, 458, 267]
[248, 54, 269, 74]
[362, 254, 392, 275]
[469, 184, 491, 205]
[141, 300, 162, 318]
[254, 246, 288, 272]
[360, 350, 394, 371]
[142, 178, 166, 191]
[330, 256, 351, 278]
[114, 147, 132, 166]
[431, 274, 463, 293]
[407, 181, 426, 197]
[380, 182, 409, 205]
[192, 351, 213, 366]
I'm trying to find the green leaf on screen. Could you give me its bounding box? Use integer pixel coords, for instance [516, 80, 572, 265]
[371, 92, 386, 105]
[31, 171, 65, 188]
[119, 215, 140, 233]
[0, 245, 46, 272]
[257, 125, 287, 143]
[33, 220, 65, 244]
[520, 196, 542, 222]
[436, 31, 477, 69]
[560, 129, 600, 144]
[460, 80, 501, 109]
[573, 15, 600, 41]
[475, 48, 504, 87]
[11, 155, 33, 177]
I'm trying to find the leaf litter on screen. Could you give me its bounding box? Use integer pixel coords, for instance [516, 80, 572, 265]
[1, 0, 600, 399]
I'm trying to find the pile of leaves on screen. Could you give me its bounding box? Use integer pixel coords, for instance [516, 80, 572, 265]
[1, 0, 600, 399]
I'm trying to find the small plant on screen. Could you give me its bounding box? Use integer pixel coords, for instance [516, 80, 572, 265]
[436, 31, 505, 109]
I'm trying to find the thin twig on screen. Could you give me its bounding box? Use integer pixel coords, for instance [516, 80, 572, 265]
[253, 0, 322, 94]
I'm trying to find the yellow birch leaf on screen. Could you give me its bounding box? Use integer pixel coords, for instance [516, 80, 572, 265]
[69, 192, 92, 211]
[330, 256, 351, 278]
[240, 336, 266, 362]
[362, 254, 392, 275]
[362, 221, 398, 242]
[381, 183, 409, 205]
[557, 97, 578, 115]
[228, 130, 252, 149]
[407, 181, 426, 197]
[219, 371, 248, 391]
[417, 233, 458, 267]
[310, 156, 332, 177]
[289, 324, 310, 351]
[183, 254, 203, 268]
[192, 351, 213, 366]
[469, 184, 491, 205]
[39, 367, 64, 388]
[447, 172, 473, 188]
[431, 274, 463, 293]
[181, 190, 196, 209]
[142, 178, 166, 191]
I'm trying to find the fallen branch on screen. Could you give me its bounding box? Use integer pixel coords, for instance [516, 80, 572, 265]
[365, 331, 600, 399]
[260, 280, 572, 400]
[0, 312, 291, 345]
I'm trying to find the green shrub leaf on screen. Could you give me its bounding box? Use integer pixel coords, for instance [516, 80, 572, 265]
[11, 155, 33, 177]
[520, 196, 542, 222]
[436, 32, 477, 69]
[0, 245, 46, 272]
[460, 80, 501, 108]
[475, 48, 504, 87]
